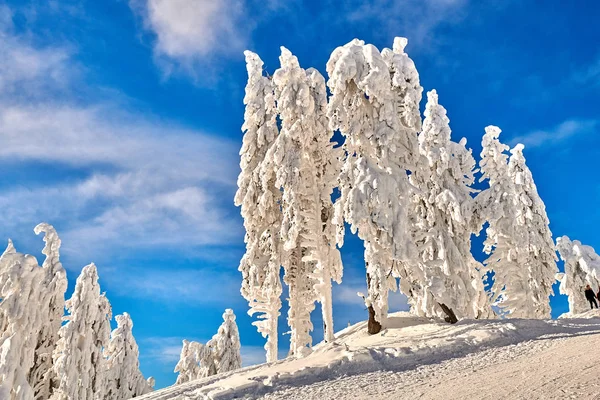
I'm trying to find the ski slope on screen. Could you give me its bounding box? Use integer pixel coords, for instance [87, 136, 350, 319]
[139, 311, 600, 400]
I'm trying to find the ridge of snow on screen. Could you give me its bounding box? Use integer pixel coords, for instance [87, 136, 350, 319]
[138, 312, 600, 400]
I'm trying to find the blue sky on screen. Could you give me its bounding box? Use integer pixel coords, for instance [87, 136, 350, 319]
[0, 0, 598, 389]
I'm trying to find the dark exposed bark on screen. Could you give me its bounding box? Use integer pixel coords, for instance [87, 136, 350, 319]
[367, 304, 382, 334]
[366, 271, 382, 334]
[438, 302, 458, 324]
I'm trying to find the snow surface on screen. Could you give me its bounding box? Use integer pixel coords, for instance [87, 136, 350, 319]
[138, 311, 600, 399]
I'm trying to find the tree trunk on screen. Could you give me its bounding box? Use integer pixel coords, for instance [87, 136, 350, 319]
[367, 304, 382, 334]
[438, 302, 458, 324]
[366, 271, 382, 334]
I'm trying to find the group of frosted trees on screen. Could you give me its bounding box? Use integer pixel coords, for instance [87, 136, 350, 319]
[174, 309, 242, 384]
[0, 224, 153, 400]
[236, 36, 597, 362]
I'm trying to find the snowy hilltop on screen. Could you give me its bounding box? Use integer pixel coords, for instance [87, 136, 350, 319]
[138, 310, 600, 399]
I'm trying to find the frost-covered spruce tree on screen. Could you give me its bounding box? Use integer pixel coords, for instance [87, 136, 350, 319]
[196, 342, 217, 379]
[478, 127, 557, 318]
[235, 50, 283, 363]
[0, 224, 68, 400]
[51, 264, 112, 400]
[407, 90, 492, 321]
[174, 340, 216, 384]
[208, 309, 242, 374]
[174, 340, 198, 385]
[30, 223, 68, 400]
[327, 38, 418, 332]
[0, 241, 45, 400]
[556, 237, 600, 314]
[104, 313, 153, 399]
[271, 47, 343, 353]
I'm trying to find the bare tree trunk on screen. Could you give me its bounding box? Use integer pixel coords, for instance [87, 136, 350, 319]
[438, 302, 458, 324]
[366, 271, 382, 334]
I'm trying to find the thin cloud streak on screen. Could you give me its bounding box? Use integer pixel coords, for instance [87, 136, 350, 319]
[510, 119, 598, 148]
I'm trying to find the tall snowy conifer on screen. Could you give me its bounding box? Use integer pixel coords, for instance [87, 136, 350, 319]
[51, 264, 112, 400]
[0, 241, 45, 400]
[326, 38, 419, 332]
[556, 236, 600, 315]
[408, 90, 492, 321]
[208, 309, 242, 374]
[271, 47, 342, 354]
[31, 223, 68, 400]
[236, 50, 283, 363]
[0, 224, 67, 400]
[104, 313, 153, 399]
[478, 127, 557, 318]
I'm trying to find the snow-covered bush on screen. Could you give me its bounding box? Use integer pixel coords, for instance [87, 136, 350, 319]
[174, 340, 216, 384]
[51, 263, 112, 400]
[556, 236, 600, 315]
[208, 309, 242, 374]
[105, 313, 153, 399]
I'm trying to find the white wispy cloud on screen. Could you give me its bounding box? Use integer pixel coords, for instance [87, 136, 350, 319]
[510, 119, 598, 148]
[129, 0, 249, 76]
[342, 0, 469, 47]
[0, 7, 242, 265]
[101, 267, 242, 305]
[571, 55, 600, 87]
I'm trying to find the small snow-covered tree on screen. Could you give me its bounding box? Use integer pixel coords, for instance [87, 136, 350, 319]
[30, 223, 68, 400]
[0, 241, 45, 400]
[271, 47, 342, 354]
[51, 263, 112, 400]
[196, 343, 217, 379]
[104, 313, 153, 399]
[174, 340, 216, 384]
[174, 340, 198, 385]
[208, 309, 242, 374]
[407, 90, 492, 321]
[556, 236, 600, 315]
[326, 38, 419, 332]
[0, 224, 68, 400]
[478, 127, 557, 318]
[236, 50, 283, 363]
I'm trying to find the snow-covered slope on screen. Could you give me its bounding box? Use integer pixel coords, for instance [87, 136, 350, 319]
[139, 311, 600, 400]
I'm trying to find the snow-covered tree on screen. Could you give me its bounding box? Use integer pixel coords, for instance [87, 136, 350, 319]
[0, 224, 68, 400]
[478, 127, 558, 318]
[51, 263, 112, 400]
[271, 47, 343, 354]
[556, 236, 600, 315]
[174, 340, 216, 384]
[236, 50, 283, 363]
[407, 90, 492, 321]
[196, 343, 217, 379]
[104, 313, 153, 399]
[208, 309, 242, 374]
[0, 241, 45, 400]
[30, 223, 68, 400]
[326, 38, 419, 332]
[174, 340, 198, 385]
